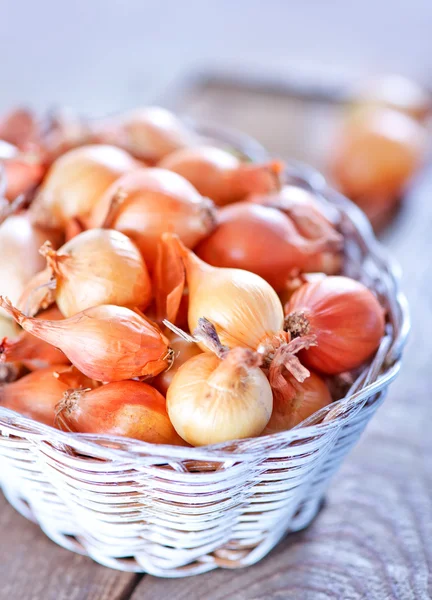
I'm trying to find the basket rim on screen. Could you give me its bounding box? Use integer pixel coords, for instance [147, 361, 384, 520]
[0, 124, 410, 463]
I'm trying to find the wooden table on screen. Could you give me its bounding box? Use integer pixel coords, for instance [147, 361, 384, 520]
[1, 81, 431, 600]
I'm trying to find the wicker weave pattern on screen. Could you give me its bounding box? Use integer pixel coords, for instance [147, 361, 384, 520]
[0, 129, 409, 577]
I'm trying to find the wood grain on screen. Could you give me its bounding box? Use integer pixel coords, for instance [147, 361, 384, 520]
[131, 82, 432, 599]
[0, 493, 140, 600]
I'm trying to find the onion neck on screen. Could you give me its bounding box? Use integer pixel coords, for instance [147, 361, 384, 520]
[284, 310, 312, 338]
[39, 240, 68, 276]
[207, 347, 262, 392]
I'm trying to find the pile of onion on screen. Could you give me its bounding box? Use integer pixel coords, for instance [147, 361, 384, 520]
[0, 103, 389, 447]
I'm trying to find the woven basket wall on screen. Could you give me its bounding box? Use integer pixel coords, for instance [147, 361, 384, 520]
[0, 126, 409, 577]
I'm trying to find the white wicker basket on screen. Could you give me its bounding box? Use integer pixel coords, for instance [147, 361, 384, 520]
[0, 124, 409, 577]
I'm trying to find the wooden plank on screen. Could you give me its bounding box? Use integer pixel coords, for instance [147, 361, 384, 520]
[132, 81, 432, 599]
[0, 492, 140, 600]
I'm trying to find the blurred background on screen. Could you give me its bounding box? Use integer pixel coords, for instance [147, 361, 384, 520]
[2, 0, 432, 114]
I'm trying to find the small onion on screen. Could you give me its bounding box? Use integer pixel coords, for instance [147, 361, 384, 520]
[160, 145, 283, 206]
[89, 168, 216, 270]
[56, 380, 185, 444]
[250, 184, 341, 245]
[162, 234, 285, 352]
[0, 298, 172, 382]
[0, 365, 97, 426]
[196, 202, 341, 290]
[330, 107, 427, 206]
[285, 276, 385, 374]
[107, 106, 198, 163]
[32, 144, 139, 228]
[40, 228, 152, 317]
[167, 348, 273, 446]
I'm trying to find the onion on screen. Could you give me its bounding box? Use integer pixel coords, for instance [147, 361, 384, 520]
[0, 306, 69, 370]
[195, 202, 341, 290]
[89, 168, 216, 270]
[99, 106, 198, 163]
[40, 228, 152, 317]
[56, 380, 185, 444]
[250, 184, 341, 245]
[330, 107, 427, 207]
[167, 348, 272, 446]
[285, 276, 385, 374]
[0, 365, 97, 426]
[0, 298, 172, 382]
[32, 144, 139, 228]
[264, 369, 332, 434]
[0, 211, 62, 319]
[160, 146, 283, 206]
[162, 234, 285, 353]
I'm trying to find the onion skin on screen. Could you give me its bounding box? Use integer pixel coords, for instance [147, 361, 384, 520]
[163, 234, 284, 352]
[160, 146, 283, 206]
[0, 299, 172, 382]
[56, 380, 185, 445]
[196, 202, 340, 291]
[330, 107, 427, 205]
[264, 370, 332, 434]
[33, 144, 139, 228]
[0, 365, 96, 426]
[0, 213, 62, 319]
[41, 229, 152, 318]
[0, 306, 68, 370]
[153, 332, 202, 396]
[89, 168, 216, 270]
[285, 276, 385, 374]
[17, 267, 56, 317]
[167, 349, 273, 446]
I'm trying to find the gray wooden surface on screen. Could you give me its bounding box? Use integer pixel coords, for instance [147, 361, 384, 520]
[1, 82, 431, 600]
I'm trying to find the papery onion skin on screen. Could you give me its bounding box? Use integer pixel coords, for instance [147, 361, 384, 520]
[264, 370, 332, 434]
[33, 144, 139, 228]
[41, 229, 152, 318]
[285, 276, 385, 374]
[0, 213, 62, 319]
[56, 380, 185, 444]
[108, 106, 198, 163]
[0, 306, 68, 370]
[0, 299, 172, 382]
[330, 107, 427, 204]
[0, 365, 96, 426]
[89, 168, 216, 270]
[153, 332, 202, 396]
[159, 146, 283, 206]
[163, 235, 284, 352]
[167, 348, 273, 446]
[17, 267, 56, 317]
[195, 202, 341, 290]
